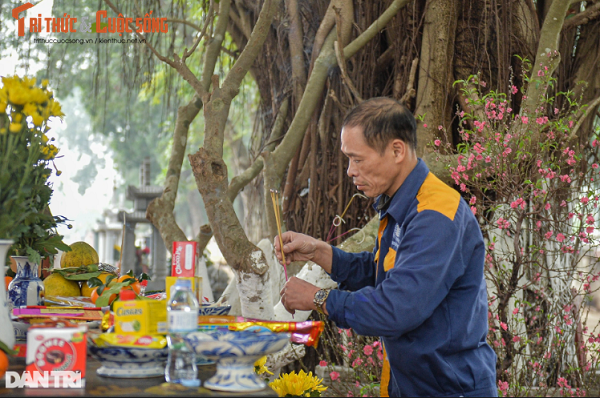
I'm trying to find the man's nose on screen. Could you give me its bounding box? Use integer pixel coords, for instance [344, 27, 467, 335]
[347, 162, 357, 177]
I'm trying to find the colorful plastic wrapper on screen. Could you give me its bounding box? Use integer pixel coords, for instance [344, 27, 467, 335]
[101, 311, 114, 332]
[197, 316, 324, 347]
[43, 295, 96, 307]
[94, 333, 167, 349]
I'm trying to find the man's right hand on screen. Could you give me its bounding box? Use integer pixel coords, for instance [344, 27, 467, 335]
[273, 231, 332, 273]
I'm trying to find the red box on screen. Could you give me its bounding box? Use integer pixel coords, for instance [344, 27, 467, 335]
[171, 241, 197, 277]
[25, 320, 87, 388]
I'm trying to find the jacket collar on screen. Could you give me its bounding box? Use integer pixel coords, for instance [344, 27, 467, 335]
[373, 158, 429, 224]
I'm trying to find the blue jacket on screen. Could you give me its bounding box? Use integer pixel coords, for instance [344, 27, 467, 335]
[326, 159, 497, 397]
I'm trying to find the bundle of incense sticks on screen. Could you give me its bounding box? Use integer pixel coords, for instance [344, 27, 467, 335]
[270, 189, 288, 281]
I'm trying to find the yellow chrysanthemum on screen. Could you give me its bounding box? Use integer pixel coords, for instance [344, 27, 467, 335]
[9, 122, 22, 133]
[6, 83, 33, 105]
[31, 112, 44, 127]
[254, 356, 273, 375]
[22, 103, 37, 116]
[23, 76, 36, 86]
[13, 112, 23, 123]
[0, 88, 7, 113]
[41, 79, 49, 88]
[1, 75, 49, 106]
[41, 134, 49, 144]
[29, 87, 50, 104]
[48, 99, 63, 117]
[41, 144, 59, 159]
[269, 370, 327, 397]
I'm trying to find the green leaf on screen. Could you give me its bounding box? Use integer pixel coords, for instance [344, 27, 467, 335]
[95, 282, 129, 307]
[138, 272, 151, 281]
[87, 277, 104, 288]
[53, 270, 102, 280]
[105, 274, 117, 285]
[25, 246, 42, 265]
[0, 341, 19, 356]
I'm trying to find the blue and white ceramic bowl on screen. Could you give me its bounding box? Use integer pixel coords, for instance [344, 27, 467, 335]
[88, 345, 168, 378]
[185, 329, 289, 392]
[198, 304, 231, 316]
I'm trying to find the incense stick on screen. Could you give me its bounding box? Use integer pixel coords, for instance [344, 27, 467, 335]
[119, 214, 126, 274]
[270, 189, 288, 281]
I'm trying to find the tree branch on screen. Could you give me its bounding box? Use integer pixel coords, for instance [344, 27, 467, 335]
[285, 0, 307, 105]
[222, 0, 280, 97]
[562, 2, 600, 31]
[229, 5, 252, 40]
[202, 0, 232, 91]
[103, 0, 173, 66]
[165, 18, 204, 32]
[568, 95, 600, 141]
[271, 0, 411, 179]
[343, 0, 411, 59]
[521, 0, 573, 117]
[398, 57, 418, 105]
[183, 1, 215, 62]
[194, 98, 289, 254]
[103, 0, 208, 99]
[334, 5, 362, 103]
[147, 97, 203, 251]
[229, 98, 289, 201]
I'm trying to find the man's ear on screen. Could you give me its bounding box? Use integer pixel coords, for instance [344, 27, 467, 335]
[391, 139, 406, 162]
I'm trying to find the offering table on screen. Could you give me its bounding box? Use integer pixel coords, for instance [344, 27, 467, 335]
[0, 357, 277, 397]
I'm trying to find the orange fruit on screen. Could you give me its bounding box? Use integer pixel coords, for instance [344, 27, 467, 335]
[5, 276, 12, 290]
[0, 350, 8, 379]
[117, 275, 141, 295]
[90, 287, 117, 306]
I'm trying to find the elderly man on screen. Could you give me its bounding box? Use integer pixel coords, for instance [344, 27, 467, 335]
[275, 97, 497, 397]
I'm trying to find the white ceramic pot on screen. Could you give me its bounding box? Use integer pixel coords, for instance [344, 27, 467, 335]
[0, 240, 16, 350]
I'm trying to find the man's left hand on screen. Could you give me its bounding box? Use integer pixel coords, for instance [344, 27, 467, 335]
[280, 277, 321, 315]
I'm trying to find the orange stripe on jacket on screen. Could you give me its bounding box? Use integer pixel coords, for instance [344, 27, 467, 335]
[380, 345, 391, 397]
[375, 216, 391, 396]
[416, 172, 460, 221]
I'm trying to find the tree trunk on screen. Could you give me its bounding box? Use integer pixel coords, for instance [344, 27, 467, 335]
[415, 0, 460, 158]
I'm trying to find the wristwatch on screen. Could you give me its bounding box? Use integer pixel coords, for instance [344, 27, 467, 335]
[313, 289, 331, 315]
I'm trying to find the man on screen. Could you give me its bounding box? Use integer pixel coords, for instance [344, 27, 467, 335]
[275, 97, 497, 397]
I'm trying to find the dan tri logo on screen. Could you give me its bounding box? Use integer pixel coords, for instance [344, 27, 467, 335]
[12, 2, 34, 37]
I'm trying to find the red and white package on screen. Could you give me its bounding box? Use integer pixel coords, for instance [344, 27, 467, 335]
[171, 241, 197, 277]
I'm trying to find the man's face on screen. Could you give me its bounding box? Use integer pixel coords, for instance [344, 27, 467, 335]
[340, 125, 400, 198]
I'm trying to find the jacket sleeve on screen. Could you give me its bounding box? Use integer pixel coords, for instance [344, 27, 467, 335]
[329, 246, 377, 291]
[326, 211, 466, 337]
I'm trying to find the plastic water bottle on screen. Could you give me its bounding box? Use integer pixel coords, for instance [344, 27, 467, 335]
[165, 279, 199, 386]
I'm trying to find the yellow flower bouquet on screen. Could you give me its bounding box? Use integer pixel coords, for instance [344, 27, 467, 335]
[269, 370, 327, 397]
[0, 75, 70, 263]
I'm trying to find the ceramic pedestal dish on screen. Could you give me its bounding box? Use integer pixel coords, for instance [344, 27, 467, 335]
[185, 329, 290, 392]
[88, 345, 168, 378]
[198, 304, 232, 316]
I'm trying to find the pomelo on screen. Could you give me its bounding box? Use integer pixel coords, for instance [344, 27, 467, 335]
[61, 242, 99, 268]
[44, 273, 81, 297]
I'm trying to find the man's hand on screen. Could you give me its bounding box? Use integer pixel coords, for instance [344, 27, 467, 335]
[280, 277, 322, 315]
[273, 231, 333, 273]
[273, 231, 318, 264]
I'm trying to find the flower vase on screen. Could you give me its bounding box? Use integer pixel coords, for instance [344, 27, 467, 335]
[8, 256, 44, 307]
[0, 240, 16, 350]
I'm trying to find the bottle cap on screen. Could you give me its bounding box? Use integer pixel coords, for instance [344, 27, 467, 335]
[119, 289, 137, 301]
[174, 279, 192, 289]
[140, 280, 148, 287]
